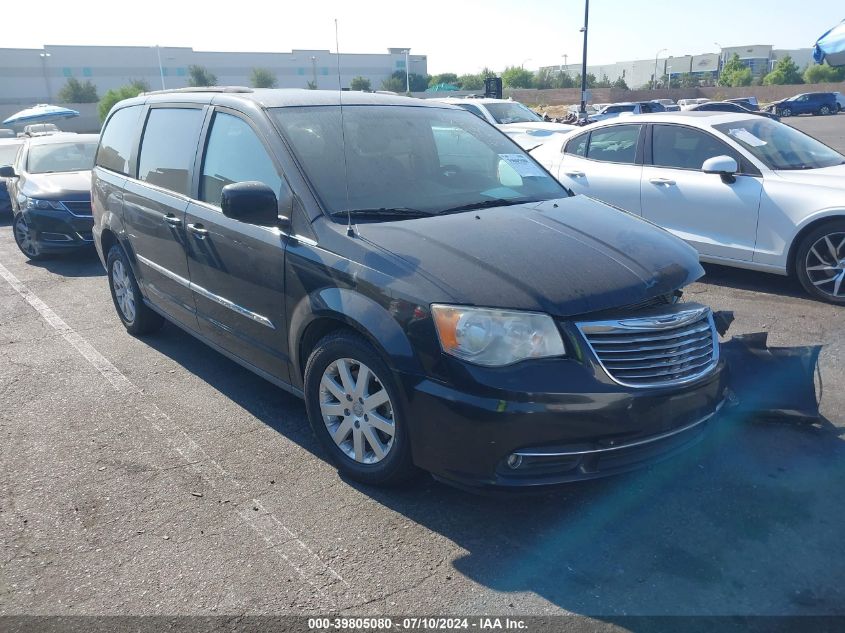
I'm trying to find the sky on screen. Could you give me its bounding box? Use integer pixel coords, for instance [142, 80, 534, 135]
[3, 0, 842, 74]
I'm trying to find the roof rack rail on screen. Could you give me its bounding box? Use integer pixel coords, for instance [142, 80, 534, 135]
[140, 86, 254, 96]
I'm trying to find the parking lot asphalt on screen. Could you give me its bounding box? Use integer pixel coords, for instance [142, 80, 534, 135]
[1, 117, 844, 619]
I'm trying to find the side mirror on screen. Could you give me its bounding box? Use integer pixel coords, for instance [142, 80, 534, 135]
[221, 181, 282, 227]
[702, 155, 738, 183]
[0, 165, 16, 178]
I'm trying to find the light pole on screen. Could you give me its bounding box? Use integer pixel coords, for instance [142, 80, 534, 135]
[155, 45, 166, 90]
[402, 49, 410, 93]
[579, 0, 589, 121]
[667, 63, 672, 89]
[521, 57, 532, 69]
[39, 52, 51, 101]
[310, 55, 317, 88]
[714, 41, 723, 78]
[653, 48, 667, 90]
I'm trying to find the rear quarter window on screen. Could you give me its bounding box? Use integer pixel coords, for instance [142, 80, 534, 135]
[96, 105, 142, 175]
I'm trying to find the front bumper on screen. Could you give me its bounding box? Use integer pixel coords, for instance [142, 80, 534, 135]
[400, 353, 728, 490]
[22, 207, 94, 253]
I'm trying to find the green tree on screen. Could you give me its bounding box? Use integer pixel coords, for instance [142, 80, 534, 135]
[533, 68, 556, 90]
[803, 63, 845, 84]
[762, 55, 803, 86]
[57, 77, 98, 103]
[428, 73, 459, 87]
[457, 73, 484, 90]
[98, 79, 149, 121]
[501, 66, 535, 88]
[306, 80, 317, 90]
[187, 65, 217, 87]
[718, 54, 752, 87]
[381, 70, 428, 93]
[250, 68, 276, 88]
[612, 76, 629, 90]
[593, 73, 612, 88]
[350, 76, 372, 91]
[677, 73, 698, 88]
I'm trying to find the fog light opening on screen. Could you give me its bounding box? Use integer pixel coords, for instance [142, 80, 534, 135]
[506, 453, 523, 470]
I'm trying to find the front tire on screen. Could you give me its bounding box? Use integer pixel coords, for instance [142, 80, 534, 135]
[106, 244, 164, 335]
[304, 331, 418, 486]
[780, 107, 792, 117]
[13, 213, 44, 260]
[794, 221, 845, 305]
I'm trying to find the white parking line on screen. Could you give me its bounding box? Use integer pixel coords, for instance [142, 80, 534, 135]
[0, 257, 356, 608]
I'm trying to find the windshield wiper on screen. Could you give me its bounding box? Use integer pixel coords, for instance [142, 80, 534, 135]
[329, 207, 434, 219]
[437, 198, 536, 215]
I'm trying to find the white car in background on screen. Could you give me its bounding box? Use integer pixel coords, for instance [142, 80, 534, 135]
[834, 92, 845, 112]
[530, 111, 845, 303]
[429, 97, 576, 149]
[678, 98, 710, 110]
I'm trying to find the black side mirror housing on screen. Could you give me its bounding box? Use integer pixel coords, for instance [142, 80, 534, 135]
[0, 165, 16, 178]
[221, 181, 281, 227]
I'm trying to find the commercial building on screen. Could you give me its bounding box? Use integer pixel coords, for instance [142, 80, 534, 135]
[0, 45, 428, 105]
[541, 45, 815, 89]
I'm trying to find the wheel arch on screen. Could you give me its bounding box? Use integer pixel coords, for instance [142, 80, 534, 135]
[289, 287, 422, 390]
[787, 213, 845, 275]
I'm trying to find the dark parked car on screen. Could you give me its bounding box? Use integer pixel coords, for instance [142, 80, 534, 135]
[688, 101, 780, 121]
[0, 138, 23, 214]
[92, 88, 727, 490]
[767, 92, 838, 117]
[1, 134, 98, 259]
[725, 97, 759, 111]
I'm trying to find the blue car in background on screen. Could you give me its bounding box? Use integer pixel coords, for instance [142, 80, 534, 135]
[768, 92, 838, 117]
[0, 138, 24, 214]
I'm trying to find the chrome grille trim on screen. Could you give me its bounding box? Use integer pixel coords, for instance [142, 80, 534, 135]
[60, 200, 93, 217]
[577, 307, 720, 389]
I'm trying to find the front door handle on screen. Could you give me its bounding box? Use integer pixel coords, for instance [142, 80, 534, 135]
[187, 223, 209, 238]
[564, 170, 585, 177]
[649, 177, 676, 186]
[164, 214, 182, 227]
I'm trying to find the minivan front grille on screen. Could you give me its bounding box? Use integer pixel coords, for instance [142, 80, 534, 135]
[577, 307, 719, 388]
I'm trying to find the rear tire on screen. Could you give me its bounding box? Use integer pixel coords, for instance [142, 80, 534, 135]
[820, 105, 832, 116]
[794, 220, 845, 305]
[106, 244, 164, 335]
[304, 331, 419, 486]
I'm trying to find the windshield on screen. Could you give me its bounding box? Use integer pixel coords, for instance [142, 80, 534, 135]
[26, 141, 97, 174]
[484, 102, 542, 124]
[0, 143, 21, 166]
[714, 119, 845, 170]
[272, 105, 565, 218]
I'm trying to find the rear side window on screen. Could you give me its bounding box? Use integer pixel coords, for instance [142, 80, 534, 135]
[564, 132, 588, 157]
[586, 125, 641, 164]
[96, 105, 141, 175]
[138, 108, 205, 196]
[200, 112, 283, 207]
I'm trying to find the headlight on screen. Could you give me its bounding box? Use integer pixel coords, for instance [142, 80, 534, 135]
[24, 197, 64, 211]
[431, 304, 566, 366]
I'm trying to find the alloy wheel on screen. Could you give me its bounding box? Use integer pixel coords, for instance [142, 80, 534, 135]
[821, 106, 831, 115]
[805, 232, 845, 299]
[111, 259, 137, 323]
[14, 215, 39, 258]
[319, 358, 395, 464]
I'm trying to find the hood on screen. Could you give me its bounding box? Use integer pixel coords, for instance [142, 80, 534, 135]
[771, 163, 845, 189]
[22, 170, 91, 200]
[356, 196, 703, 318]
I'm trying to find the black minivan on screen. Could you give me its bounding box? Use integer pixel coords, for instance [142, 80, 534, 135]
[92, 88, 727, 489]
